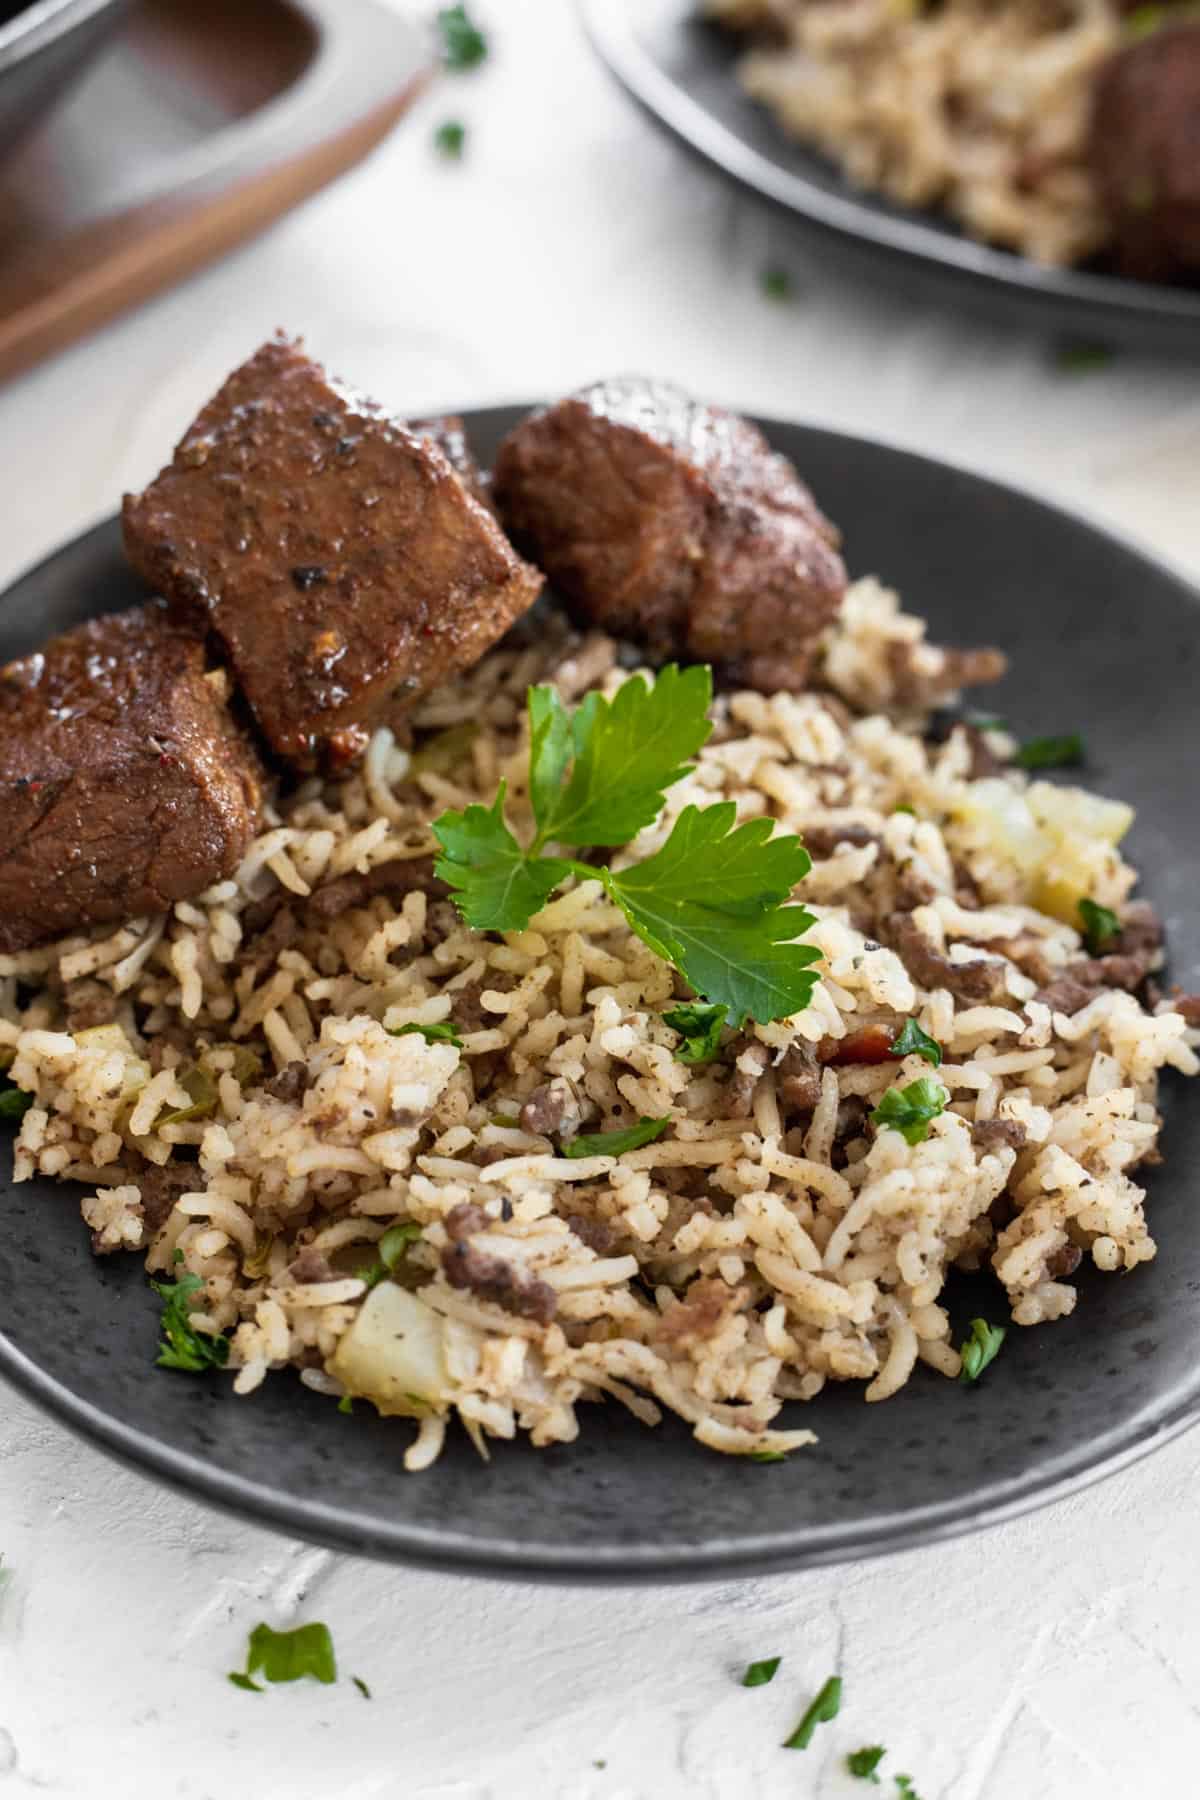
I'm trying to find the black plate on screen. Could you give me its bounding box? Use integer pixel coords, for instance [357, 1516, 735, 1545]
[2, 406, 1198, 1581]
[581, 0, 1200, 352]
[0, 0, 125, 160]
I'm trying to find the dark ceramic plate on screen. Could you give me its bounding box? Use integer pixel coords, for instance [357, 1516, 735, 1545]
[0, 0, 125, 161]
[581, 0, 1200, 352]
[1, 407, 1198, 1581]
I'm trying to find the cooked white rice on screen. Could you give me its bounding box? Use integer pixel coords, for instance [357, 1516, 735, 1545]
[709, 0, 1123, 267]
[3, 582, 1196, 1470]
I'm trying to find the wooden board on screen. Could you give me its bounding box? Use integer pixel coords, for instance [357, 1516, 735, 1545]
[0, 0, 431, 382]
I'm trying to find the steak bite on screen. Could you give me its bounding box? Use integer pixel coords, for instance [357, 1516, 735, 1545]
[122, 338, 543, 770]
[0, 605, 265, 954]
[411, 413, 491, 509]
[492, 376, 847, 693]
[1089, 23, 1200, 281]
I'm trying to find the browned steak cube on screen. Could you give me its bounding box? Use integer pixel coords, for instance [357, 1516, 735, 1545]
[492, 377, 847, 692]
[0, 605, 265, 954]
[411, 414, 491, 509]
[1089, 23, 1200, 281]
[122, 338, 543, 769]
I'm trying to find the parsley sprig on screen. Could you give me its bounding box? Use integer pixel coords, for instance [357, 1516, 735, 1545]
[433, 669, 820, 1025]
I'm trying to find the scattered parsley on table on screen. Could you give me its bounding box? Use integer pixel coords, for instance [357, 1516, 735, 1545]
[741, 1655, 782, 1688]
[228, 1622, 338, 1692]
[783, 1674, 842, 1749]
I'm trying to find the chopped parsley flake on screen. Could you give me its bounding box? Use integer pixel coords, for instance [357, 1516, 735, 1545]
[1056, 343, 1114, 374]
[663, 1001, 728, 1065]
[228, 1621, 337, 1692]
[437, 4, 487, 69]
[750, 1449, 788, 1463]
[1014, 732, 1084, 770]
[889, 1018, 942, 1067]
[388, 1020, 463, 1048]
[847, 1745, 886, 1781]
[783, 1674, 842, 1749]
[870, 1077, 947, 1146]
[356, 1221, 423, 1289]
[0, 1082, 32, 1120]
[895, 1777, 923, 1799]
[1078, 897, 1120, 955]
[433, 669, 819, 1025]
[564, 1117, 669, 1160]
[741, 1655, 782, 1687]
[434, 118, 466, 157]
[151, 1270, 229, 1373]
[959, 1317, 1006, 1384]
[760, 267, 793, 300]
[352, 1674, 371, 1699]
[337, 1394, 354, 1415]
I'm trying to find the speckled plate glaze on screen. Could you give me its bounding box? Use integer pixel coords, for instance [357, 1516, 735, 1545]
[1, 408, 1198, 1581]
[581, 0, 1200, 352]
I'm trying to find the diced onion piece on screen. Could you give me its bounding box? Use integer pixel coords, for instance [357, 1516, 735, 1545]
[329, 1283, 451, 1417]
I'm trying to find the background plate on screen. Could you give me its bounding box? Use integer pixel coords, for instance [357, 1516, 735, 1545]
[581, 0, 1200, 353]
[1, 406, 1198, 1581]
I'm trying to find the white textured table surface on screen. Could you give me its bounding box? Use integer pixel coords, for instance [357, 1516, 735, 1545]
[2, 6, 1199, 1796]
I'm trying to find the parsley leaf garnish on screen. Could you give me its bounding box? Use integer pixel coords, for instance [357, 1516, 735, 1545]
[228, 1621, 337, 1692]
[1014, 732, 1084, 770]
[1078, 897, 1120, 955]
[0, 1082, 32, 1120]
[663, 1000, 728, 1065]
[388, 1020, 464, 1048]
[151, 1270, 229, 1372]
[436, 4, 487, 69]
[434, 119, 466, 157]
[433, 674, 819, 1026]
[959, 1318, 1006, 1384]
[601, 805, 819, 1027]
[563, 1117, 669, 1160]
[433, 782, 573, 930]
[352, 1674, 371, 1699]
[783, 1674, 842, 1749]
[848, 1745, 886, 1781]
[870, 1077, 947, 1146]
[889, 1018, 942, 1067]
[527, 665, 713, 848]
[741, 1655, 781, 1687]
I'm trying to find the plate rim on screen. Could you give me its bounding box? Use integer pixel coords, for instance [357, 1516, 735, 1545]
[2, 408, 1199, 1581]
[579, 0, 1200, 333]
